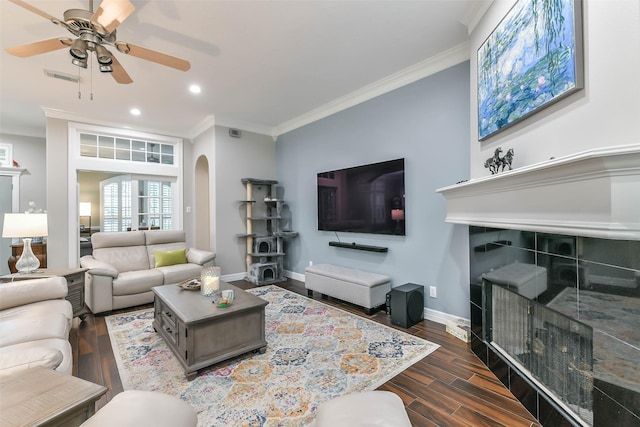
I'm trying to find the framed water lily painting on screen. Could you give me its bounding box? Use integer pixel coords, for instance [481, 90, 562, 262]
[477, 0, 584, 140]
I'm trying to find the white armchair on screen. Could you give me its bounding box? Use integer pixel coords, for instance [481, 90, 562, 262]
[0, 277, 73, 376]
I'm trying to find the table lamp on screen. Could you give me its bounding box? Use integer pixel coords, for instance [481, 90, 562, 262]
[79, 202, 92, 231]
[391, 209, 404, 234]
[2, 213, 48, 273]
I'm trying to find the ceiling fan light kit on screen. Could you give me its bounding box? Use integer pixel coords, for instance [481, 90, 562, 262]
[94, 44, 113, 65]
[70, 38, 88, 60]
[5, 0, 191, 85]
[71, 57, 88, 69]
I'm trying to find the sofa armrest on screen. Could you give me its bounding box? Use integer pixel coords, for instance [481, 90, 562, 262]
[0, 277, 68, 311]
[80, 256, 119, 278]
[186, 248, 216, 266]
[0, 346, 64, 376]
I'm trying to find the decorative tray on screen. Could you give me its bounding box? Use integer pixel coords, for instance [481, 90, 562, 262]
[178, 278, 201, 290]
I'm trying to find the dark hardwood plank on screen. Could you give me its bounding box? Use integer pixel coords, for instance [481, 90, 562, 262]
[468, 373, 518, 400]
[453, 404, 512, 427]
[427, 380, 537, 427]
[71, 278, 541, 427]
[408, 397, 470, 427]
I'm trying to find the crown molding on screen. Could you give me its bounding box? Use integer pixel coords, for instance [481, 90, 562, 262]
[42, 40, 473, 141]
[186, 115, 275, 141]
[272, 41, 470, 137]
[187, 114, 217, 140]
[42, 107, 187, 139]
[212, 116, 274, 138]
[460, 0, 493, 35]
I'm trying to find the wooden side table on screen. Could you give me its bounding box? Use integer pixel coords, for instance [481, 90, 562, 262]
[0, 268, 90, 319]
[0, 366, 107, 427]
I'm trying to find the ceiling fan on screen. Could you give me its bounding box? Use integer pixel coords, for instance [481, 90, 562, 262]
[5, 0, 191, 84]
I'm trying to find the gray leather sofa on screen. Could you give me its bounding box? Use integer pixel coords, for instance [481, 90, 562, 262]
[0, 277, 73, 376]
[80, 230, 216, 314]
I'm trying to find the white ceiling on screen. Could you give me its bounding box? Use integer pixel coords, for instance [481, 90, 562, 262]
[0, 0, 487, 139]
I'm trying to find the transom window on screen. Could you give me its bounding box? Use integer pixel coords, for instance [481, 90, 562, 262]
[80, 133, 174, 165]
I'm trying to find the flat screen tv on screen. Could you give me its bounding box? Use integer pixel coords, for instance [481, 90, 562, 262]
[317, 158, 405, 236]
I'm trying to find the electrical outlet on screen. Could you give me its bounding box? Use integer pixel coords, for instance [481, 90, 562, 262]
[309, 261, 313, 267]
[429, 286, 437, 298]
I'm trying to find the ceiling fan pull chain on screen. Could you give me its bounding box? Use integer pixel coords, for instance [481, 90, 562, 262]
[78, 67, 81, 100]
[90, 56, 94, 101]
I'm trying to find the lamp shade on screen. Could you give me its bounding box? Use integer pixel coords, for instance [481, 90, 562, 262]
[391, 209, 405, 221]
[2, 213, 48, 238]
[79, 202, 92, 217]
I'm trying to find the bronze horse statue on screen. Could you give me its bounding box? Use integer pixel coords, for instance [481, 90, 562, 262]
[498, 148, 515, 172]
[484, 147, 502, 174]
[484, 147, 514, 174]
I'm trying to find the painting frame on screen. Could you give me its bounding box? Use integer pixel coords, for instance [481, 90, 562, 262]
[477, 0, 584, 141]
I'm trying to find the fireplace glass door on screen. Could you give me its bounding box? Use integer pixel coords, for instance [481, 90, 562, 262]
[490, 284, 594, 425]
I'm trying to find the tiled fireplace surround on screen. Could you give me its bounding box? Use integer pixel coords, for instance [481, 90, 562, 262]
[437, 146, 640, 426]
[469, 228, 639, 426]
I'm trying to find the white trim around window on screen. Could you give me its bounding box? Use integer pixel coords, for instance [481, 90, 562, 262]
[67, 122, 184, 265]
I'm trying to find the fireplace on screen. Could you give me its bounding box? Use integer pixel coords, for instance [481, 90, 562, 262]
[469, 228, 639, 426]
[487, 282, 594, 424]
[438, 146, 640, 426]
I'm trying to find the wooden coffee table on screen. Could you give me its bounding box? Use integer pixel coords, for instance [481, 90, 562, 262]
[152, 281, 268, 380]
[0, 366, 107, 427]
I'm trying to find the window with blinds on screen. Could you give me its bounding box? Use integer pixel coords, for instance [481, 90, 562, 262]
[138, 180, 172, 229]
[100, 176, 172, 232]
[102, 178, 132, 232]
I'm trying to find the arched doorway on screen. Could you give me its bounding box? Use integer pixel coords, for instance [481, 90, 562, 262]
[195, 155, 210, 250]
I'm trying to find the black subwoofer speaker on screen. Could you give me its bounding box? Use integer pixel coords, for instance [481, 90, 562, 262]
[390, 283, 424, 328]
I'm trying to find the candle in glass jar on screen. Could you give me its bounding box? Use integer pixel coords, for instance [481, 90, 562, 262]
[202, 276, 219, 294]
[201, 266, 221, 296]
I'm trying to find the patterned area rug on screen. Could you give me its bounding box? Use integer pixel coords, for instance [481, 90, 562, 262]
[547, 288, 640, 394]
[106, 285, 439, 426]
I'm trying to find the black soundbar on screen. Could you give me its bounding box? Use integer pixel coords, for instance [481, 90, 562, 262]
[329, 241, 388, 253]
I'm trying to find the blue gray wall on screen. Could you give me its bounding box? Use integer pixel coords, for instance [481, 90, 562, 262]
[275, 61, 471, 318]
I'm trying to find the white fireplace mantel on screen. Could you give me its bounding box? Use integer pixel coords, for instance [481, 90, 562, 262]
[436, 144, 640, 240]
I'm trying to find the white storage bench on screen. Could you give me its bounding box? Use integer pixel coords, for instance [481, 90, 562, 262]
[482, 262, 548, 300]
[305, 264, 391, 314]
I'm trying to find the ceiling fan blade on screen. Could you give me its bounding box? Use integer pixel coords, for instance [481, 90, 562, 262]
[110, 55, 133, 84]
[92, 0, 135, 34]
[115, 42, 191, 71]
[8, 0, 57, 22]
[5, 38, 70, 58]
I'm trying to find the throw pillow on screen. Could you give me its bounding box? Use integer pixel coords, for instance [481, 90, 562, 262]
[155, 248, 187, 267]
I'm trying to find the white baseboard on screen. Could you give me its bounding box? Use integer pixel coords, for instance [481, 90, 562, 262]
[224, 271, 304, 283]
[425, 308, 469, 326]
[285, 270, 305, 282]
[222, 272, 247, 282]
[285, 269, 469, 326]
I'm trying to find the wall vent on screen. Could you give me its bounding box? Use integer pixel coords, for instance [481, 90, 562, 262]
[229, 128, 241, 138]
[44, 69, 81, 83]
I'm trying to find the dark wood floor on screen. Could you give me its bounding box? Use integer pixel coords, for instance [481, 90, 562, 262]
[70, 278, 541, 427]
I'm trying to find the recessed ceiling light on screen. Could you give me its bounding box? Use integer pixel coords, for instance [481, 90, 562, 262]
[189, 84, 201, 94]
[130, 108, 141, 116]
